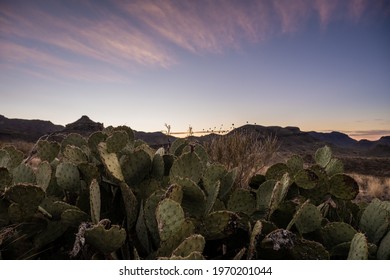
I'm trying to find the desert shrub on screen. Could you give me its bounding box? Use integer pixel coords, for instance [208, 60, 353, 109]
[204, 130, 279, 188]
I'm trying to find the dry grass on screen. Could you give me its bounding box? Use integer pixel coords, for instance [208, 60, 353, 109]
[350, 173, 390, 202]
[204, 130, 279, 188]
[0, 140, 34, 156]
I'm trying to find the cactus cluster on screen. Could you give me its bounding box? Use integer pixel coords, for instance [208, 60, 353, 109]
[0, 127, 389, 260]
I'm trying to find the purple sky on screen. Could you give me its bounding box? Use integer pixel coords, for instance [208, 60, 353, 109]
[1, 0, 389, 140]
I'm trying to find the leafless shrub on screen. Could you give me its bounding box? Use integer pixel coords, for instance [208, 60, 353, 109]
[204, 130, 279, 188]
[350, 173, 390, 202]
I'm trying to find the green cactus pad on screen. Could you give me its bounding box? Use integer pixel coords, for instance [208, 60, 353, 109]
[256, 179, 276, 213]
[33, 220, 69, 249]
[329, 174, 359, 200]
[145, 190, 164, 247]
[119, 182, 138, 231]
[88, 131, 107, 152]
[162, 154, 175, 176]
[377, 230, 390, 260]
[136, 202, 151, 254]
[219, 167, 238, 200]
[106, 130, 129, 153]
[98, 142, 124, 182]
[268, 173, 291, 219]
[40, 199, 80, 219]
[288, 200, 322, 234]
[121, 149, 151, 186]
[78, 162, 100, 186]
[248, 174, 266, 189]
[359, 198, 390, 245]
[61, 208, 89, 227]
[347, 233, 368, 260]
[227, 188, 256, 216]
[114, 126, 135, 143]
[89, 179, 101, 224]
[0, 167, 12, 191]
[0, 149, 11, 168]
[12, 163, 36, 184]
[169, 138, 188, 156]
[61, 133, 87, 152]
[204, 181, 220, 216]
[248, 220, 262, 259]
[156, 198, 185, 241]
[37, 140, 60, 162]
[203, 163, 225, 192]
[164, 184, 183, 204]
[55, 162, 80, 192]
[136, 178, 160, 201]
[170, 152, 203, 184]
[35, 161, 52, 191]
[286, 155, 304, 176]
[202, 210, 239, 240]
[321, 222, 357, 248]
[291, 239, 330, 260]
[5, 183, 45, 208]
[63, 145, 88, 163]
[151, 153, 165, 180]
[325, 158, 344, 176]
[294, 169, 318, 190]
[2, 146, 24, 169]
[314, 146, 332, 168]
[176, 177, 206, 218]
[85, 222, 127, 254]
[172, 234, 205, 257]
[265, 163, 289, 181]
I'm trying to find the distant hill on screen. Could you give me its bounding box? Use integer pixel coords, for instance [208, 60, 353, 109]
[0, 114, 64, 142]
[1, 115, 389, 157]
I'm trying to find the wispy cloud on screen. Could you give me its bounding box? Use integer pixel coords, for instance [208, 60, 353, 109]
[0, 0, 388, 82]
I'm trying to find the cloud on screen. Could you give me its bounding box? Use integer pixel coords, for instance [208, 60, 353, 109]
[0, 0, 388, 82]
[342, 129, 390, 140]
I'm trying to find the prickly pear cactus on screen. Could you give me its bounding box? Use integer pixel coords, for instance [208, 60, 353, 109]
[347, 233, 368, 260]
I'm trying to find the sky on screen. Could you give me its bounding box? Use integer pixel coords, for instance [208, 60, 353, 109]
[1, 0, 389, 140]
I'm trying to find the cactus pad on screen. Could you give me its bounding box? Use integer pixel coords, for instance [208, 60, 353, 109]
[119, 182, 138, 231]
[248, 220, 262, 259]
[314, 146, 332, 168]
[227, 188, 256, 215]
[204, 181, 220, 216]
[170, 152, 203, 184]
[0, 149, 11, 168]
[37, 140, 60, 162]
[98, 142, 124, 182]
[85, 222, 127, 254]
[325, 158, 344, 176]
[151, 153, 165, 180]
[256, 179, 276, 213]
[61, 133, 87, 152]
[13, 163, 36, 185]
[321, 222, 357, 248]
[89, 179, 101, 224]
[347, 233, 368, 260]
[55, 162, 80, 192]
[288, 200, 322, 234]
[291, 239, 330, 260]
[106, 130, 129, 153]
[2, 146, 24, 169]
[294, 169, 318, 190]
[172, 234, 205, 257]
[268, 173, 291, 219]
[176, 177, 206, 217]
[156, 198, 185, 241]
[329, 174, 359, 200]
[0, 167, 12, 191]
[377, 230, 390, 260]
[202, 210, 239, 240]
[265, 163, 289, 180]
[63, 145, 88, 163]
[286, 155, 304, 176]
[164, 184, 183, 204]
[35, 161, 52, 191]
[121, 149, 151, 186]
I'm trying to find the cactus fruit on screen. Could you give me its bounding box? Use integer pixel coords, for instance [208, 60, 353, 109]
[171, 234, 205, 257]
[85, 221, 127, 254]
[55, 162, 80, 192]
[377, 230, 390, 260]
[170, 152, 203, 184]
[121, 149, 151, 186]
[37, 140, 60, 162]
[35, 161, 52, 191]
[202, 210, 239, 240]
[329, 174, 359, 200]
[227, 188, 256, 216]
[321, 222, 357, 248]
[12, 163, 36, 185]
[359, 198, 390, 245]
[314, 145, 332, 168]
[294, 169, 318, 190]
[106, 130, 129, 153]
[156, 198, 185, 241]
[89, 179, 101, 224]
[287, 200, 322, 234]
[0, 167, 12, 191]
[265, 163, 289, 181]
[347, 233, 368, 260]
[97, 142, 124, 182]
